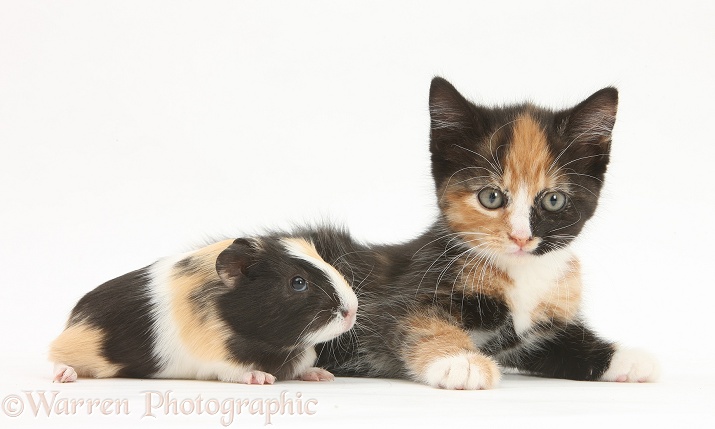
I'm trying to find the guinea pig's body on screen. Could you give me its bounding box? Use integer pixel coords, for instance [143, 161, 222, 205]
[50, 235, 358, 384]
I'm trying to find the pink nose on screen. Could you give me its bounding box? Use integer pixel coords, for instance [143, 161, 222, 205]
[340, 308, 357, 329]
[509, 234, 532, 248]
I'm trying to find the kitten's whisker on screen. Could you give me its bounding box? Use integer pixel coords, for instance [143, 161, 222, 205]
[452, 144, 503, 178]
[553, 153, 609, 173]
[438, 166, 498, 203]
[547, 115, 609, 175]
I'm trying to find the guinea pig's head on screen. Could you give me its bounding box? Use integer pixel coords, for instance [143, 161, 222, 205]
[215, 236, 357, 348]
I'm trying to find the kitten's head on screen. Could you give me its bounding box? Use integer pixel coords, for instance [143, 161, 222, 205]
[429, 77, 617, 258]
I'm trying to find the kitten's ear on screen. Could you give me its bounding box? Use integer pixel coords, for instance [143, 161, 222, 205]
[429, 77, 474, 132]
[429, 77, 485, 157]
[216, 238, 257, 288]
[558, 87, 618, 151]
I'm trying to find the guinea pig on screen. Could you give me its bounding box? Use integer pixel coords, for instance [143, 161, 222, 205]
[49, 235, 358, 384]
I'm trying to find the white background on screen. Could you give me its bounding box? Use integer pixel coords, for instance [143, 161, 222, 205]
[1, 1, 713, 427]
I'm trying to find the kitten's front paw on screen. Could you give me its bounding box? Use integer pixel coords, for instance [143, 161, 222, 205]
[297, 367, 335, 382]
[242, 371, 276, 385]
[601, 347, 660, 383]
[423, 351, 500, 390]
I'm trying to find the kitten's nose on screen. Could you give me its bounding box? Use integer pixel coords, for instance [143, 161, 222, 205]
[509, 234, 532, 248]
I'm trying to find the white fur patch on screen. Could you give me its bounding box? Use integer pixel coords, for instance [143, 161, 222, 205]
[148, 254, 251, 381]
[422, 351, 500, 390]
[601, 346, 660, 382]
[508, 184, 532, 240]
[281, 238, 358, 345]
[469, 330, 499, 348]
[494, 247, 575, 335]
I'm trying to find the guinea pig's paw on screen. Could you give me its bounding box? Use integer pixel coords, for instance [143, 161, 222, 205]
[600, 346, 660, 383]
[298, 367, 335, 382]
[423, 351, 500, 390]
[52, 364, 77, 383]
[242, 371, 276, 385]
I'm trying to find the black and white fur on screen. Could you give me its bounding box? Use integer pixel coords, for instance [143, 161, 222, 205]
[50, 234, 357, 384]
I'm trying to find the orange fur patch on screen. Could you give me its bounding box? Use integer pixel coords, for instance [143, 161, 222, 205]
[503, 113, 554, 195]
[402, 313, 476, 374]
[49, 323, 121, 378]
[456, 255, 512, 299]
[442, 189, 508, 242]
[531, 258, 583, 324]
[191, 239, 235, 262]
[169, 240, 236, 362]
[440, 113, 559, 255]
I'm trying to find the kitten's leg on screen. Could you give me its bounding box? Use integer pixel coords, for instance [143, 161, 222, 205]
[403, 314, 500, 390]
[502, 321, 659, 382]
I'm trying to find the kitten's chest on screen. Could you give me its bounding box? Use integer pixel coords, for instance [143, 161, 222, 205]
[497, 249, 581, 335]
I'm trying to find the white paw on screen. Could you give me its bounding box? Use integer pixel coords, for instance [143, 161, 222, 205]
[423, 351, 500, 390]
[297, 367, 335, 382]
[601, 347, 660, 383]
[242, 371, 276, 385]
[53, 364, 77, 383]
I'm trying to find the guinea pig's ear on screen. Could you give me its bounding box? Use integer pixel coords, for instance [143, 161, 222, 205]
[216, 238, 257, 288]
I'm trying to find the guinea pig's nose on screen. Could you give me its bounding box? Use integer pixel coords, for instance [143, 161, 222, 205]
[340, 308, 350, 318]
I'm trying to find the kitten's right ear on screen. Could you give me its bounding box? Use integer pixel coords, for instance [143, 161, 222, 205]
[429, 77, 473, 130]
[216, 238, 257, 288]
[429, 77, 485, 157]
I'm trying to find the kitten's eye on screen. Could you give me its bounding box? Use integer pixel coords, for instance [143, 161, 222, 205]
[542, 192, 567, 212]
[477, 188, 505, 209]
[290, 276, 308, 292]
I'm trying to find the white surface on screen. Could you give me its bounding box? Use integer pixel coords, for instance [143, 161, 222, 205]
[3, 358, 714, 428]
[2, 1, 714, 427]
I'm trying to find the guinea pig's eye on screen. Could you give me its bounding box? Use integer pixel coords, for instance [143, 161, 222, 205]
[290, 276, 308, 292]
[477, 187, 505, 209]
[541, 191, 567, 212]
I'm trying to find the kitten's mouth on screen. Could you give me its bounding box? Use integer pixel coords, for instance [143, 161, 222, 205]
[506, 248, 537, 258]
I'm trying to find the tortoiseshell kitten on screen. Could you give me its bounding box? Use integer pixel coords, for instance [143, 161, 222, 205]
[313, 77, 659, 389]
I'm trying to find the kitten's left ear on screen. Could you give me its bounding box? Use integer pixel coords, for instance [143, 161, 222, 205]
[557, 87, 618, 152]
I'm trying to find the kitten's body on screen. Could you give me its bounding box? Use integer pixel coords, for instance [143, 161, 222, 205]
[313, 78, 658, 388]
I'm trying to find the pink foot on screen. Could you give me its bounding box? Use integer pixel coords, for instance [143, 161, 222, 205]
[298, 367, 335, 382]
[53, 364, 77, 383]
[242, 371, 276, 385]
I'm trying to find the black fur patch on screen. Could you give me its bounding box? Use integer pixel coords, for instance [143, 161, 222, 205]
[217, 237, 343, 378]
[454, 293, 509, 331]
[478, 319, 521, 355]
[68, 266, 160, 378]
[188, 279, 225, 323]
[501, 322, 616, 381]
[223, 336, 314, 380]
